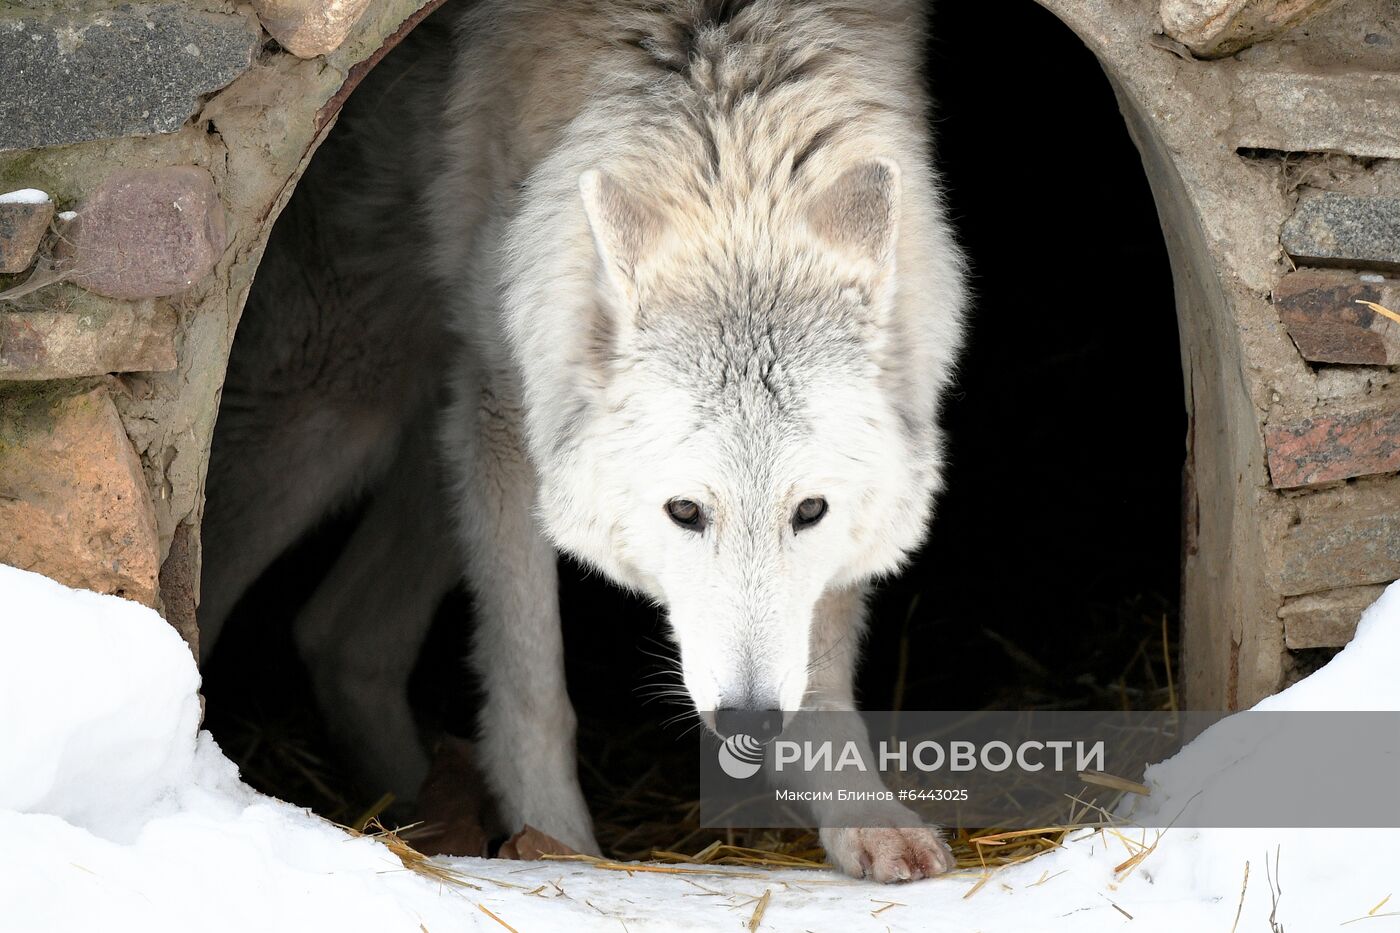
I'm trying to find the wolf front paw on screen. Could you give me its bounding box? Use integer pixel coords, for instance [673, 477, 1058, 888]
[518, 816, 601, 857]
[820, 825, 955, 882]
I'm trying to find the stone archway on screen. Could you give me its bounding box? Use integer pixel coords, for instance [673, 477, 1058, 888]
[1039, 0, 1400, 707]
[0, 0, 445, 646]
[2, 0, 1396, 709]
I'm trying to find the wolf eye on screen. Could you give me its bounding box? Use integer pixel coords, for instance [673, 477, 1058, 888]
[792, 497, 828, 531]
[666, 498, 706, 531]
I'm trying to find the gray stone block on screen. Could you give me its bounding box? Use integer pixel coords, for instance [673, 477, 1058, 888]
[1233, 71, 1400, 161]
[0, 5, 259, 152]
[1279, 585, 1386, 649]
[1282, 193, 1400, 272]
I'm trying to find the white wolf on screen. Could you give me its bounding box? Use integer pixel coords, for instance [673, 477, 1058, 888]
[202, 0, 965, 883]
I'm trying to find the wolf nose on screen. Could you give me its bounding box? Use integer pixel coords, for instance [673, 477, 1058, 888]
[714, 707, 784, 743]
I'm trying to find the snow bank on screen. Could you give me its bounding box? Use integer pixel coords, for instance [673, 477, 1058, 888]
[0, 569, 200, 840]
[0, 569, 478, 932]
[0, 563, 1396, 932]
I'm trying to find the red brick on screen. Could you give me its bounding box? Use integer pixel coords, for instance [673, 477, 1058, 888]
[1272, 268, 1399, 366]
[59, 168, 227, 300]
[0, 385, 160, 605]
[1266, 406, 1400, 488]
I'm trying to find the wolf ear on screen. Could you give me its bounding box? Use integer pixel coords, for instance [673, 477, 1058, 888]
[805, 158, 901, 280]
[580, 169, 662, 312]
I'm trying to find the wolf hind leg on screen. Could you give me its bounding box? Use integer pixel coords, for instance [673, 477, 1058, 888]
[292, 414, 456, 804]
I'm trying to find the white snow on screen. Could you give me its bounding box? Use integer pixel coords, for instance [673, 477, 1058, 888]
[1, 563, 1397, 932]
[0, 188, 52, 205]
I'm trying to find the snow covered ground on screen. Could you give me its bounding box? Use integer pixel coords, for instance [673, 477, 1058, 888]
[1, 563, 1396, 932]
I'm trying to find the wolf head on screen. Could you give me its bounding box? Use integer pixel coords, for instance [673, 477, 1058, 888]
[535, 158, 955, 726]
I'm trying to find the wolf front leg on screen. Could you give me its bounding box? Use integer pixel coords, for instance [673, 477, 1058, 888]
[802, 585, 954, 882]
[443, 375, 600, 856]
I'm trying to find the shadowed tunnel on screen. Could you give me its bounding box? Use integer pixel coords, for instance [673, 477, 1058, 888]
[199, 0, 1185, 848]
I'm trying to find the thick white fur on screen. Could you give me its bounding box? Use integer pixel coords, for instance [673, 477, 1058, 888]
[428, 0, 966, 874]
[204, 0, 966, 880]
